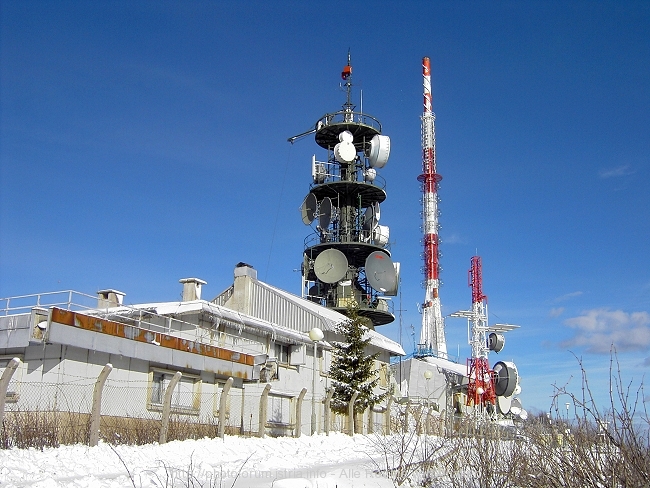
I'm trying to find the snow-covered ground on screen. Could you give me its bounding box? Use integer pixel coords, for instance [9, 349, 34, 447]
[0, 434, 397, 488]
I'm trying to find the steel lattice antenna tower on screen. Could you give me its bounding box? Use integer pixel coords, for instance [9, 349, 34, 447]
[416, 57, 447, 358]
[451, 255, 497, 408]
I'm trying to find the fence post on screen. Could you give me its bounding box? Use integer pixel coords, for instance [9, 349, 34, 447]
[324, 389, 334, 436]
[218, 377, 234, 439]
[0, 358, 21, 427]
[159, 371, 182, 444]
[258, 383, 272, 438]
[295, 388, 307, 438]
[89, 363, 112, 447]
[347, 391, 359, 436]
[384, 396, 393, 435]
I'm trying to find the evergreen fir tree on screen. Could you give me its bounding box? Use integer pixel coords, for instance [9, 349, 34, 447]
[328, 305, 390, 429]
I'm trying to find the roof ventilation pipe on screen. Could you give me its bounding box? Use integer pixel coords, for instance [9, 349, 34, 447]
[179, 278, 207, 301]
[97, 289, 126, 309]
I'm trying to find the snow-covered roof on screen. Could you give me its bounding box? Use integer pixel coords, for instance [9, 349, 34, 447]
[420, 356, 468, 376]
[94, 298, 405, 355]
[94, 300, 309, 345]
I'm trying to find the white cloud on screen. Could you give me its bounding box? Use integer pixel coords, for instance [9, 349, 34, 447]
[554, 291, 583, 302]
[562, 308, 650, 354]
[549, 307, 565, 318]
[598, 164, 635, 179]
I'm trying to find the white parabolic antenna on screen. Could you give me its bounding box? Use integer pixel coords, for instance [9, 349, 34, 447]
[301, 193, 317, 225]
[493, 361, 519, 397]
[368, 134, 390, 168]
[365, 251, 398, 294]
[363, 205, 378, 231]
[334, 140, 356, 163]
[497, 395, 512, 415]
[385, 261, 400, 297]
[365, 168, 376, 182]
[510, 397, 523, 416]
[488, 332, 505, 353]
[314, 249, 348, 284]
[373, 225, 390, 247]
[338, 130, 354, 143]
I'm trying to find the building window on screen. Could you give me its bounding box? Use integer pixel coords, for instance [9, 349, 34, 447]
[148, 369, 201, 414]
[273, 343, 290, 365]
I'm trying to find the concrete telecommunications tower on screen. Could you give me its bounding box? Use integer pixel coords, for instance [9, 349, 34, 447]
[289, 53, 399, 327]
[416, 56, 447, 359]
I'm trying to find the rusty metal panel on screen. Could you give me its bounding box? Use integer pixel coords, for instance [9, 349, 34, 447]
[49, 308, 255, 366]
[171, 348, 204, 371]
[47, 309, 256, 379]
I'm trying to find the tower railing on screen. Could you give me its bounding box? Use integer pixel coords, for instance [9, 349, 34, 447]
[311, 158, 387, 190]
[316, 110, 382, 133]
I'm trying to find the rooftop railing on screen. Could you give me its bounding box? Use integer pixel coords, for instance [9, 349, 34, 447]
[0, 290, 265, 357]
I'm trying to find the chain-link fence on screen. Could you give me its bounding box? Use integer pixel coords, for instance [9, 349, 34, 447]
[2, 375, 405, 448]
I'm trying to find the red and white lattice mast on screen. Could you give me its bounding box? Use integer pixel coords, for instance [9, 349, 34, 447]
[416, 57, 447, 359]
[452, 256, 496, 407]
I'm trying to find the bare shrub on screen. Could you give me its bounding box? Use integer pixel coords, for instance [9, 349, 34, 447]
[367, 405, 449, 486]
[167, 415, 219, 442]
[379, 351, 648, 488]
[100, 415, 161, 445]
[1, 409, 89, 449]
[433, 424, 528, 488]
[520, 351, 649, 488]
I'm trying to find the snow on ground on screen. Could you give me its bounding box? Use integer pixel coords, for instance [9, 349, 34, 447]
[0, 434, 397, 488]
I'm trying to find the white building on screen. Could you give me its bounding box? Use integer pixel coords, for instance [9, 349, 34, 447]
[0, 263, 404, 438]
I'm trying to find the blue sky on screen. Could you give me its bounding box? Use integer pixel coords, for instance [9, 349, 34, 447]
[2, 1, 649, 413]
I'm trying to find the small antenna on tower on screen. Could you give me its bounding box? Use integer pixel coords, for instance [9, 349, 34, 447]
[341, 49, 353, 114]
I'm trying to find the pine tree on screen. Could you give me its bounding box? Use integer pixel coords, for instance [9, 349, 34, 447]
[328, 305, 390, 430]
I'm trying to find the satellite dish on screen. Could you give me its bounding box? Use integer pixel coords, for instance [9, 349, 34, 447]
[314, 249, 348, 283]
[373, 202, 380, 222]
[519, 409, 528, 420]
[368, 134, 390, 168]
[365, 168, 376, 182]
[301, 193, 317, 225]
[363, 206, 378, 231]
[488, 332, 505, 353]
[319, 197, 332, 229]
[365, 251, 398, 294]
[373, 225, 390, 247]
[384, 262, 400, 296]
[334, 141, 356, 163]
[513, 384, 522, 395]
[338, 130, 354, 143]
[497, 395, 512, 415]
[493, 361, 519, 397]
[510, 397, 522, 416]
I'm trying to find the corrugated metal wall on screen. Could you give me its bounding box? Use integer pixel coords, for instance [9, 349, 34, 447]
[248, 282, 339, 334]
